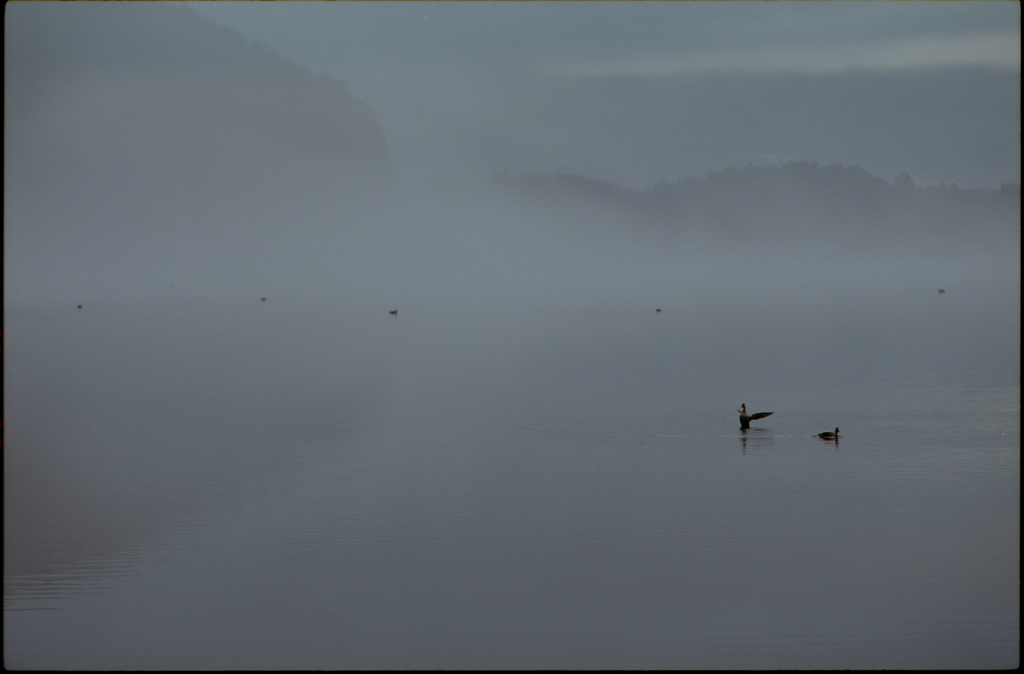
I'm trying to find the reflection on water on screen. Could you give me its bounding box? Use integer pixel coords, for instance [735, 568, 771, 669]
[4, 288, 1019, 669]
[739, 428, 775, 453]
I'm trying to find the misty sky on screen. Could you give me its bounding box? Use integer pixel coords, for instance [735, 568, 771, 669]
[187, 1, 1021, 190]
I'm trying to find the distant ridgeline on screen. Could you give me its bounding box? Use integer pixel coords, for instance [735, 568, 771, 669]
[5, 2, 393, 202]
[494, 163, 1020, 251]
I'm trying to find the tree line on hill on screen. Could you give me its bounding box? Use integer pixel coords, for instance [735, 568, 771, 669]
[493, 161, 1019, 251]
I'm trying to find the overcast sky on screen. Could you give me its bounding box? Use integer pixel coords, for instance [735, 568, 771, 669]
[185, 1, 1020, 191]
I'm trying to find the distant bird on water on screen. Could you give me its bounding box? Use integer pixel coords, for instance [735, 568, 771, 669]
[738, 403, 773, 430]
[389, 309, 398, 316]
[938, 289, 945, 294]
[818, 427, 840, 439]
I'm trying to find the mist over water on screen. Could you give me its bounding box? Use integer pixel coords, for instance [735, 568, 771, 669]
[4, 3, 1019, 669]
[7, 167, 1017, 315]
[5, 159, 1020, 669]
[5, 185, 1018, 667]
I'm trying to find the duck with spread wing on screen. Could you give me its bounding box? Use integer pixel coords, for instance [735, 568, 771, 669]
[738, 403, 773, 430]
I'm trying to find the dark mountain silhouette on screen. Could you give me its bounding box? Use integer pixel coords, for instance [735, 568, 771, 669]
[5, 2, 392, 205]
[496, 161, 1019, 252]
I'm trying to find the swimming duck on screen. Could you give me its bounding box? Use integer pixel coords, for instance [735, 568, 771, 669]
[818, 427, 840, 439]
[739, 403, 773, 430]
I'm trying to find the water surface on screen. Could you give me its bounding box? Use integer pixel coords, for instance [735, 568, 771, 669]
[4, 278, 1019, 669]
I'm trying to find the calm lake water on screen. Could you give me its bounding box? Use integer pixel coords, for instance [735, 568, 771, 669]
[4, 266, 1019, 669]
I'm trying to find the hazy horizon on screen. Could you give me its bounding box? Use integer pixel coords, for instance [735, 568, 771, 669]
[188, 0, 1020, 190]
[3, 1, 1019, 308]
[4, 3, 1019, 669]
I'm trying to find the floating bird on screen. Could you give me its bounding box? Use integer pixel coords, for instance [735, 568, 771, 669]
[938, 289, 945, 294]
[261, 297, 266, 302]
[389, 309, 398, 316]
[739, 403, 773, 430]
[818, 427, 840, 439]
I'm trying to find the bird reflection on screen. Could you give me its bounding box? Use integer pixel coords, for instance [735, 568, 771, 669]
[740, 428, 774, 454]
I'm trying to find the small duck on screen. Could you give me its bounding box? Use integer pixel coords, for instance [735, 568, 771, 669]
[389, 309, 398, 316]
[818, 427, 840, 439]
[739, 403, 773, 430]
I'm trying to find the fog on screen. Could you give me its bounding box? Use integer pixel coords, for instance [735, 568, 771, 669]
[188, 1, 1020, 189]
[4, 3, 1020, 669]
[7, 159, 1016, 318]
[4, 2, 1019, 312]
